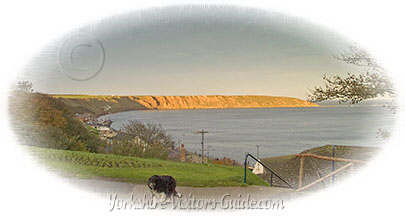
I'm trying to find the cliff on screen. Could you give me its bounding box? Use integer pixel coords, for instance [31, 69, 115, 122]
[134, 95, 318, 109]
[52, 95, 319, 117]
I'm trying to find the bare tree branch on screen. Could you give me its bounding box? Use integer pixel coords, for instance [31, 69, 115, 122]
[308, 46, 395, 104]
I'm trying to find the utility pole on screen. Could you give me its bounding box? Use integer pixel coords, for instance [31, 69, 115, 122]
[196, 130, 209, 163]
[256, 145, 260, 159]
[206, 145, 215, 160]
[181, 134, 185, 147]
[179, 134, 186, 162]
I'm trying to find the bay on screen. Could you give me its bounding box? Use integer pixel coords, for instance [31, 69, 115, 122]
[101, 106, 396, 162]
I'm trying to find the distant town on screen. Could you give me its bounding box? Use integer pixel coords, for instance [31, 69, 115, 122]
[74, 112, 240, 166]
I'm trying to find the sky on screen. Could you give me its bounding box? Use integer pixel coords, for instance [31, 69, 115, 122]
[19, 6, 360, 100]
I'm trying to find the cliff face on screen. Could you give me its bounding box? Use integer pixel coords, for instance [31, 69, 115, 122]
[135, 95, 318, 109]
[52, 95, 318, 116]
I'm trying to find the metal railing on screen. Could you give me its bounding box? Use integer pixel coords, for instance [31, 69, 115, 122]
[243, 153, 293, 189]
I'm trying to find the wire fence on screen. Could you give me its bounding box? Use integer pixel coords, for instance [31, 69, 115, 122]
[256, 145, 378, 191]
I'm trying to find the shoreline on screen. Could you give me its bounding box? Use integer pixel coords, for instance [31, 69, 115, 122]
[96, 105, 323, 118]
[93, 103, 386, 120]
[93, 105, 388, 164]
[54, 94, 319, 118]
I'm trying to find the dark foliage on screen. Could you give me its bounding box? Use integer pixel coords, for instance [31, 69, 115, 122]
[9, 84, 105, 152]
[308, 46, 395, 104]
[111, 120, 174, 159]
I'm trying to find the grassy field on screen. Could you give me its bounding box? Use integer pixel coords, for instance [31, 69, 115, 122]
[27, 146, 268, 187]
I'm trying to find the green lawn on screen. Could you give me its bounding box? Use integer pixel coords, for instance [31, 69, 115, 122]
[27, 146, 268, 187]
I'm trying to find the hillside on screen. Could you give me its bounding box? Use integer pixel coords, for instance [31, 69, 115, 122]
[9, 92, 105, 152]
[28, 146, 268, 187]
[52, 95, 319, 117]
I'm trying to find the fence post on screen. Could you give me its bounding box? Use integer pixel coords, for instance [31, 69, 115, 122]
[332, 145, 335, 184]
[243, 152, 248, 184]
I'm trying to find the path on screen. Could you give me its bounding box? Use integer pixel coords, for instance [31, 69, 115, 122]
[66, 178, 302, 200]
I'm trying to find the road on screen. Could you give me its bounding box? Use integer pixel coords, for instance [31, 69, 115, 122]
[65, 178, 303, 210]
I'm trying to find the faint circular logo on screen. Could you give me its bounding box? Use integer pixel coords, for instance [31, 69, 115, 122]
[57, 33, 105, 81]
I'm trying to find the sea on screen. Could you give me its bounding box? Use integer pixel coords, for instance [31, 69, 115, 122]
[100, 103, 396, 162]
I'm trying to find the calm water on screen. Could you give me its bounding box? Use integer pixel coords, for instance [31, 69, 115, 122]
[101, 106, 396, 162]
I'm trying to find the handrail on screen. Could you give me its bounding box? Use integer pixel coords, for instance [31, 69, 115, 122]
[296, 153, 367, 164]
[296, 162, 353, 192]
[244, 153, 293, 189]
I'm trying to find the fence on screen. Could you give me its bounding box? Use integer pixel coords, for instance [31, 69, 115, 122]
[295, 153, 366, 191]
[244, 145, 373, 191]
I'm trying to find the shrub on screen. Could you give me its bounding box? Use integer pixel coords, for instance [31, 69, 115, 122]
[111, 120, 173, 159]
[9, 89, 105, 152]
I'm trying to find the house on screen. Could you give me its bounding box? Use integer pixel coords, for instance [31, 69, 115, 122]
[75, 113, 92, 123]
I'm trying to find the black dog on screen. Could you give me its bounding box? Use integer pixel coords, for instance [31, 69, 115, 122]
[148, 175, 182, 202]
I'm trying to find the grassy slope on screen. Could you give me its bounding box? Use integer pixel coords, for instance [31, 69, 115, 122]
[52, 95, 147, 117]
[28, 146, 268, 187]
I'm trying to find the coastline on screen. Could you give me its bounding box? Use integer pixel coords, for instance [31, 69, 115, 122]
[53, 94, 319, 118]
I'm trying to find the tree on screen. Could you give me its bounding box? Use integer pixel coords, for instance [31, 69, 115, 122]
[13, 81, 33, 92]
[111, 120, 174, 159]
[308, 46, 395, 105]
[308, 46, 396, 139]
